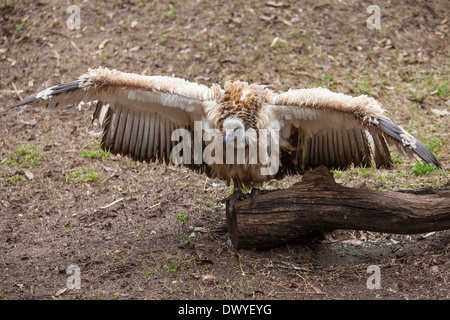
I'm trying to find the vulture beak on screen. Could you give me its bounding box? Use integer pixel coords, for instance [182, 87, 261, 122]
[224, 130, 233, 146]
[224, 128, 245, 147]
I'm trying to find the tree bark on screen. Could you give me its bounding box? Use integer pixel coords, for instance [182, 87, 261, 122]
[226, 166, 450, 249]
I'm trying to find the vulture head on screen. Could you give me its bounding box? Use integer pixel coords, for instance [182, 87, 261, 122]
[222, 117, 247, 149]
[8, 67, 442, 203]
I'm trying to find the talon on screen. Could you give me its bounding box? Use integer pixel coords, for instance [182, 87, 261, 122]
[219, 189, 246, 204]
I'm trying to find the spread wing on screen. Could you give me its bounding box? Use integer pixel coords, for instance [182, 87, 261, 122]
[264, 87, 440, 174]
[10, 67, 220, 165]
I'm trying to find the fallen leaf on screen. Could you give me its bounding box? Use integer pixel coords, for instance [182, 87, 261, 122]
[311, 285, 322, 294]
[98, 39, 110, 50]
[19, 119, 37, 126]
[190, 273, 202, 279]
[270, 37, 279, 47]
[266, 1, 290, 8]
[281, 18, 292, 26]
[55, 288, 67, 296]
[190, 273, 216, 282]
[102, 166, 117, 173]
[342, 239, 363, 245]
[201, 274, 216, 281]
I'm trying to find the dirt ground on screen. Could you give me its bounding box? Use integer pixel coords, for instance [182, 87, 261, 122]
[0, 0, 449, 300]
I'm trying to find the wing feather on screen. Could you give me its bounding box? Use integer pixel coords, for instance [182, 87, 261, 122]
[121, 108, 134, 155]
[9, 67, 218, 165]
[320, 134, 326, 166]
[159, 115, 166, 162]
[105, 107, 119, 151]
[140, 112, 151, 163]
[114, 105, 128, 154]
[335, 128, 346, 169]
[326, 129, 335, 166]
[355, 129, 370, 166]
[165, 119, 172, 163]
[148, 113, 157, 162]
[128, 109, 140, 157]
[347, 129, 359, 165]
[11, 70, 440, 171]
[132, 111, 144, 161]
[101, 107, 113, 150]
[266, 87, 441, 172]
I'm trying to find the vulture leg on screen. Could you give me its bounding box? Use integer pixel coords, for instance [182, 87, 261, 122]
[250, 182, 262, 203]
[218, 178, 248, 206]
[219, 187, 246, 204]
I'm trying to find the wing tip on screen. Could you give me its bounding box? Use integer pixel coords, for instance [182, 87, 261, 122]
[377, 118, 441, 169]
[7, 80, 80, 111]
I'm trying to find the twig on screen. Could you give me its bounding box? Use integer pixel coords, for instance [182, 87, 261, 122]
[271, 291, 326, 295]
[100, 198, 123, 209]
[53, 49, 60, 67]
[145, 202, 161, 211]
[11, 82, 23, 101]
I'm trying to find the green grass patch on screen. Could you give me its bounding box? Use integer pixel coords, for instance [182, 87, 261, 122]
[6, 174, 23, 184]
[424, 136, 447, 156]
[356, 78, 372, 96]
[177, 212, 189, 225]
[81, 145, 111, 160]
[65, 168, 101, 184]
[409, 162, 438, 176]
[7, 145, 43, 168]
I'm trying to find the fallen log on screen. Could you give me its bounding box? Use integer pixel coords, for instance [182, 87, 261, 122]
[225, 166, 450, 249]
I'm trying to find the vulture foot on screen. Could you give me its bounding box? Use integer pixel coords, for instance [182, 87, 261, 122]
[250, 188, 261, 203]
[219, 189, 246, 205]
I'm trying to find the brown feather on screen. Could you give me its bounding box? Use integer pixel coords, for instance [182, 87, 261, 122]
[148, 113, 157, 161]
[140, 112, 150, 163]
[121, 108, 134, 155]
[159, 116, 166, 162]
[371, 130, 392, 168]
[327, 129, 335, 166]
[105, 105, 120, 152]
[129, 110, 141, 160]
[113, 105, 127, 154]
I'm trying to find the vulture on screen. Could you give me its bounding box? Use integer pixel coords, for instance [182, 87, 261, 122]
[9, 67, 441, 201]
